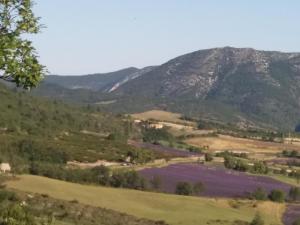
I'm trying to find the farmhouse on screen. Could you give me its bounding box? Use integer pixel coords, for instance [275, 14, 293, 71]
[133, 119, 142, 124]
[148, 123, 164, 129]
[0, 163, 11, 173]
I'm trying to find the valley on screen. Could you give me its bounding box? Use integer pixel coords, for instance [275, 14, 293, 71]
[1, 43, 300, 225]
[1, 1, 300, 225]
[1, 87, 300, 224]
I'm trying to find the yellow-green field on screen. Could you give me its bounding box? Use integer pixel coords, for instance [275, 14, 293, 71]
[7, 175, 285, 225]
[132, 110, 195, 125]
[185, 134, 300, 159]
[263, 174, 300, 187]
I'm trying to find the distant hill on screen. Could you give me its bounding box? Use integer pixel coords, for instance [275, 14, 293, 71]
[0, 82, 160, 173]
[34, 47, 300, 130]
[0, 83, 124, 136]
[44, 66, 155, 92]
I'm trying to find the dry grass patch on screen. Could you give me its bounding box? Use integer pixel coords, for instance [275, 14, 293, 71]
[186, 135, 300, 158]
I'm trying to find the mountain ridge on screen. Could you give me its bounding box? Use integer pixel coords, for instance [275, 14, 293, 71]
[34, 47, 300, 130]
[44, 66, 157, 92]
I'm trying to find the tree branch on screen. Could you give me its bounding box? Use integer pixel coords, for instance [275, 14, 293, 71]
[0, 75, 14, 82]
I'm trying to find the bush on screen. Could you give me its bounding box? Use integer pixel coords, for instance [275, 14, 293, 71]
[289, 187, 300, 201]
[0, 204, 37, 225]
[110, 170, 147, 190]
[204, 153, 213, 162]
[282, 150, 299, 158]
[91, 166, 111, 186]
[224, 156, 248, 172]
[193, 182, 205, 195]
[142, 128, 174, 143]
[269, 189, 285, 202]
[0, 190, 18, 203]
[175, 182, 193, 196]
[251, 187, 267, 201]
[251, 161, 269, 174]
[250, 213, 264, 225]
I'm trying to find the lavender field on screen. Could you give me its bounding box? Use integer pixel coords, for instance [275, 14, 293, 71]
[139, 163, 292, 198]
[283, 204, 300, 225]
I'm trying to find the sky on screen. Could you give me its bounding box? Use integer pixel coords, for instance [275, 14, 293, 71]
[32, 0, 300, 75]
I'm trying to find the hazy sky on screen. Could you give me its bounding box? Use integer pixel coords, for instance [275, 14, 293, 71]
[32, 0, 300, 75]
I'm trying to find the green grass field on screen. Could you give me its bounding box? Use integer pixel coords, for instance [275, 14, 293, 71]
[265, 174, 300, 187]
[6, 175, 285, 225]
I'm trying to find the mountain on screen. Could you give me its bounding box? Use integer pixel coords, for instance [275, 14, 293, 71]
[44, 66, 156, 92]
[34, 47, 300, 130]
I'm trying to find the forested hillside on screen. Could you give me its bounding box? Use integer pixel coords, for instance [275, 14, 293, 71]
[0, 83, 157, 173]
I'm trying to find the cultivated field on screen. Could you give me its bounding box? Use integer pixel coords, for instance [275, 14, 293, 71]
[186, 135, 300, 159]
[131, 110, 213, 137]
[139, 163, 292, 198]
[132, 110, 195, 126]
[283, 204, 300, 225]
[7, 175, 284, 225]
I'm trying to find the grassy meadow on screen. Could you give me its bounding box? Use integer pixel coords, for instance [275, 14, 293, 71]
[6, 175, 285, 225]
[185, 135, 300, 159]
[261, 173, 300, 187]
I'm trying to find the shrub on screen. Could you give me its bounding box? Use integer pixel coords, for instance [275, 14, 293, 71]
[0, 190, 18, 203]
[193, 182, 205, 195]
[110, 170, 147, 190]
[289, 187, 300, 201]
[0, 204, 37, 225]
[91, 166, 111, 186]
[224, 155, 236, 169]
[251, 187, 267, 200]
[204, 153, 213, 162]
[142, 128, 174, 143]
[224, 156, 248, 172]
[251, 161, 269, 174]
[250, 213, 264, 225]
[175, 182, 193, 196]
[269, 189, 285, 202]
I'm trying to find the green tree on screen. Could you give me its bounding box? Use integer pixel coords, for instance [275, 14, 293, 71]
[91, 166, 111, 186]
[0, 0, 45, 88]
[269, 189, 286, 203]
[175, 182, 193, 196]
[289, 187, 300, 202]
[251, 161, 269, 174]
[204, 153, 213, 162]
[252, 187, 267, 201]
[193, 181, 205, 195]
[224, 155, 236, 169]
